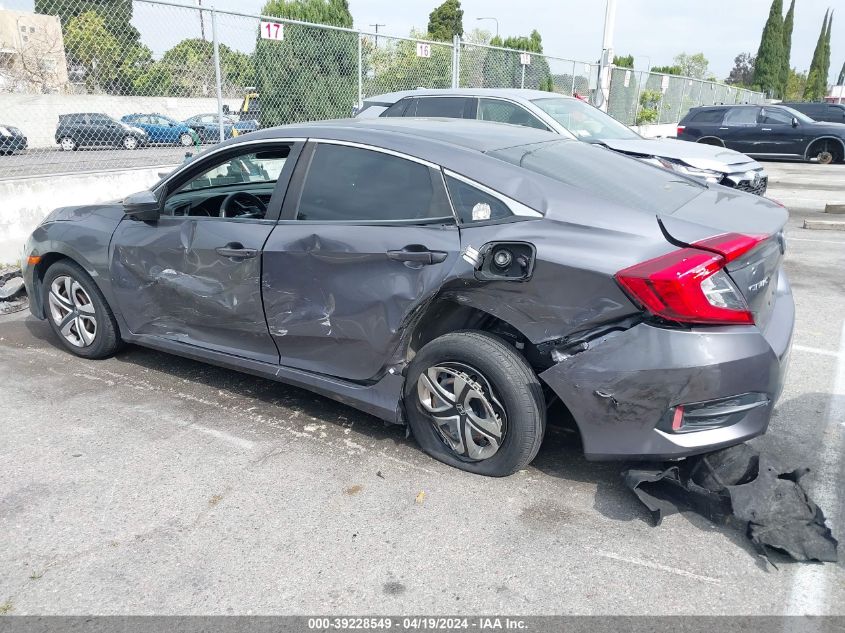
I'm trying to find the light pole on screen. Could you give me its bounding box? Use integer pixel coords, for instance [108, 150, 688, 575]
[476, 17, 499, 40]
[369, 23, 385, 46]
[596, 0, 616, 111]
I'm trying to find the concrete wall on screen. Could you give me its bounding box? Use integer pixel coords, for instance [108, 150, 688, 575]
[0, 94, 241, 149]
[0, 164, 175, 263]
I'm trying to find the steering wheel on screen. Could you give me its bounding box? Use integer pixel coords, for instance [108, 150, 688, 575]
[219, 191, 267, 218]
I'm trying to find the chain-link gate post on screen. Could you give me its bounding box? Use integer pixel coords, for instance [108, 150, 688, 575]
[211, 7, 225, 143]
[357, 33, 363, 109]
[570, 61, 577, 97]
[520, 61, 525, 89]
[633, 70, 643, 126]
[452, 35, 460, 88]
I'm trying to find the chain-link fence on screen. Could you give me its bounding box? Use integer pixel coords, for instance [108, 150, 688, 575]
[606, 67, 765, 126]
[0, 0, 765, 178]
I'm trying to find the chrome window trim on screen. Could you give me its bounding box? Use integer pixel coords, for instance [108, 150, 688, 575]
[442, 168, 543, 219]
[313, 138, 440, 169]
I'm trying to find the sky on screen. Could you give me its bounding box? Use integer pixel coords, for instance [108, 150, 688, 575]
[1, 0, 842, 84]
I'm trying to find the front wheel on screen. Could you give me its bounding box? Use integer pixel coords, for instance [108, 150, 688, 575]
[122, 135, 139, 150]
[404, 331, 545, 477]
[43, 260, 121, 359]
[178, 132, 194, 147]
[59, 137, 77, 151]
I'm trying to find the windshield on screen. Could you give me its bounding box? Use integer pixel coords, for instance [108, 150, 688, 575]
[489, 139, 703, 214]
[532, 97, 641, 141]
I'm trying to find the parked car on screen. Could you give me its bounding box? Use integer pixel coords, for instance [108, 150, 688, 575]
[183, 113, 259, 143]
[0, 124, 27, 155]
[357, 88, 769, 195]
[55, 113, 149, 151]
[678, 104, 845, 165]
[121, 113, 199, 147]
[22, 118, 793, 476]
[780, 101, 845, 124]
[223, 91, 261, 127]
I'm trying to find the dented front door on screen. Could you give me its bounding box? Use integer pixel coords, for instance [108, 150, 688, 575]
[109, 216, 279, 364]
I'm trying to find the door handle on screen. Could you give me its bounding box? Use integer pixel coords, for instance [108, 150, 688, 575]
[216, 243, 258, 259]
[719, 127, 729, 130]
[761, 127, 772, 131]
[387, 247, 448, 265]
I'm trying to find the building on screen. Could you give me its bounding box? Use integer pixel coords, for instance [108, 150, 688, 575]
[825, 85, 844, 105]
[0, 9, 69, 93]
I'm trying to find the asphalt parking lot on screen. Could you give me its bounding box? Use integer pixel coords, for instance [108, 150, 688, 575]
[0, 161, 843, 616]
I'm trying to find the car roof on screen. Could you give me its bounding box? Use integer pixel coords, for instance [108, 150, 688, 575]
[248, 117, 563, 154]
[363, 88, 573, 105]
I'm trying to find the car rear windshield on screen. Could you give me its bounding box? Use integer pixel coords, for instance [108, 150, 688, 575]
[489, 140, 704, 214]
[531, 97, 641, 141]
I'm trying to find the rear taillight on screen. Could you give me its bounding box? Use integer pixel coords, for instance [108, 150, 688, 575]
[615, 233, 766, 326]
[676, 125, 686, 136]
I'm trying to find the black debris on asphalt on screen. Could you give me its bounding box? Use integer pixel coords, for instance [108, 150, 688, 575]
[623, 443, 839, 564]
[0, 267, 28, 314]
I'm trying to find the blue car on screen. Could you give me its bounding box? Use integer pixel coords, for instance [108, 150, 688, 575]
[183, 113, 259, 143]
[120, 114, 199, 147]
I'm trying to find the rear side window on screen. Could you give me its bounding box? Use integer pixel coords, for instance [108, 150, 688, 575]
[414, 97, 472, 118]
[297, 143, 450, 222]
[689, 109, 726, 123]
[381, 99, 412, 117]
[724, 107, 760, 125]
[445, 175, 513, 224]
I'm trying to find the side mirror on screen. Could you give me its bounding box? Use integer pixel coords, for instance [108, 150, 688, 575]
[222, 105, 230, 115]
[123, 190, 160, 222]
[792, 117, 799, 128]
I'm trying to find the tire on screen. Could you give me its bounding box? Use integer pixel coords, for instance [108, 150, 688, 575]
[42, 260, 121, 359]
[178, 132, 194, 147]
[404, 331, 545, 477]
[122, 135, 139, 150]
[59, 136, 77, 151]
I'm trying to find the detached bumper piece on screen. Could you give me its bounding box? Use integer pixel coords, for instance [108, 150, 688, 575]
[623, 444, 838, 564]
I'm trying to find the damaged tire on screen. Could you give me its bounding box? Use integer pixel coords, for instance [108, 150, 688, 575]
[404, 331, 545, 477]
[42, 260, 121, 359]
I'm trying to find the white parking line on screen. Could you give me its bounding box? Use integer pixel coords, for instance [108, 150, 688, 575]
[793, 344, 845, 359]
[596, 551, 720, 584]
[787, 237, 845, 245]
[785, 320, 845, 616]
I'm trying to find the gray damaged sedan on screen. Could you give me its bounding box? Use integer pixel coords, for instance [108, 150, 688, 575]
[21, 118, 794, 477]
[357, 88, 769, 195]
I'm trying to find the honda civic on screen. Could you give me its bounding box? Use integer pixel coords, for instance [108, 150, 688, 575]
[21, 118, 794, 476]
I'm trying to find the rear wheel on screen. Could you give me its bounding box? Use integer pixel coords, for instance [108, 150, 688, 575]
[122, 135, 139, 150]
[404, 331, 545, 477]
[697, 137, 725, 147]
[808, 139, 843, 164]
[59, 137, 77, 151]
[178, 132, 194, 147]
[42, 260, 121, 359]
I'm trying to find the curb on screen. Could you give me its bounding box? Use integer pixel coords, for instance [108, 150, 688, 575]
[824, 203, 845, 214]
[803, 219, 845, 231]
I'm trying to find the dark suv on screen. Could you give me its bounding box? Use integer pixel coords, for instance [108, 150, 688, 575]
[678, 104, 845, 164]
[780, 102, 845, 124]
[55, 113, 149, 151]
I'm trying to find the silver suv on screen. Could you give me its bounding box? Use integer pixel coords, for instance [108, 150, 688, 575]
[357, 88, 769, 195]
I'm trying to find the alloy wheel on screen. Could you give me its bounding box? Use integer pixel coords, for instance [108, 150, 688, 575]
[416, 361, 507, 461]
[48, 275, 97, 348]
[123, 136, 138, 150]
[179, 133, 194, 147]
[60, 137, 76, 151]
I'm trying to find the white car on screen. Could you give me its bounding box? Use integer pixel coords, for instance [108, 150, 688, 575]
[356, 88, 769, 195]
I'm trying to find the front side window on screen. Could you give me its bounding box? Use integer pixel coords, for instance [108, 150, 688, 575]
[478, 99, 548, 130]
[297, 144, 450, 222]
[724, 107, 761, 125]
[760, 108, 793, 125]
[179, 149, 288, 193]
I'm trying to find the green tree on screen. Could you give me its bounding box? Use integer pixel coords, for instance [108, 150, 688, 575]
[366, 28, 452, 94]
[726, 52, 755, 86]
[650, 65, 682, 75]
[785, 68, 808, 100]
[804, 10, 830, 100]
[481, 30, 552, 91]
[673, 52, 709, 78]
[427, 0, 463, 42]
[153, 39, 253, 98]
[753, 0, 784, 97]
[613, 54, 634, 68]
[63, 10, 121, 92]
[255, 0, 356, 127]
[35, 0, 139, 45]
[838, 60, 845, 86]
[780, 0, 795, 97]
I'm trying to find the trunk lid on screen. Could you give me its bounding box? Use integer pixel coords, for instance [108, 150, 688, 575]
[659, 187, 788, 329]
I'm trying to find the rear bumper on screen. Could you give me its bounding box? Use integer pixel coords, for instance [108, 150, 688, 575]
[539, 272, 794, 460]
